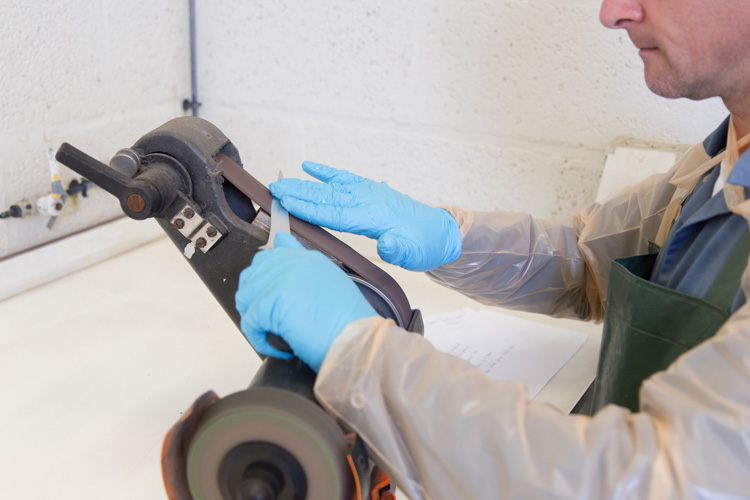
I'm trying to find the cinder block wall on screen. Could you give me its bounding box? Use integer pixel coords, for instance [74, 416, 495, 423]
[1, 0, 729, 260]
[0, 2, 189, 258]
[197, 0, 727, 217]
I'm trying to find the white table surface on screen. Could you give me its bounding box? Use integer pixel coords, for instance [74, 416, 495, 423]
[0, 235, 601, 500]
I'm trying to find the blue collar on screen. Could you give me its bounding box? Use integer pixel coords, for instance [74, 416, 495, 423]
[703, 116, 730, 156]
[729, 153, 750, 187]
[703, 115, 750, 188]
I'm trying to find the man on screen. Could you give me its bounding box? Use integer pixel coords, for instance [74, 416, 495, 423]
[235, 0, 750, 498]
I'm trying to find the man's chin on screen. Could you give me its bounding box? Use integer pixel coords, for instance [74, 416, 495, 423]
[644, 79, 682, 99]
[643, 67, 685, 99]
[645, 75, 716, 102]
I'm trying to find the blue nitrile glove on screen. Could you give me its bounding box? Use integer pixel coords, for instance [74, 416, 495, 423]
[269, 161, 462, 272]
[235, 232, 378, 372]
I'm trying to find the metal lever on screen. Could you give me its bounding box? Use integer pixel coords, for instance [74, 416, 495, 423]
[55, 143, 180, 220]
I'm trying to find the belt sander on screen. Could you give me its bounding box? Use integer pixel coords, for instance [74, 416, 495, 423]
[55, 117, 421, 500]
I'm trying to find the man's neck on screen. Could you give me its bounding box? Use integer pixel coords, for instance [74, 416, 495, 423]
[723, 96, 750, 154]
[732, 114, 750, 139]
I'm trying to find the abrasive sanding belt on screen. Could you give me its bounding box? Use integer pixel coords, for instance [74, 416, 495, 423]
[217, 152, 415, 329]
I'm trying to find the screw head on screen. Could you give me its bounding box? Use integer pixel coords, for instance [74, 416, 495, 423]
[206, 226, 217, 238]
[173, 218, 185, 230]
[183, 207, 195, 219]
[195, 237, 207, 249]
[126, 194, 146, 213]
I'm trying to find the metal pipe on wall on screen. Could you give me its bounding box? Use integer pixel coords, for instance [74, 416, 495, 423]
[183, 0, 200, 117]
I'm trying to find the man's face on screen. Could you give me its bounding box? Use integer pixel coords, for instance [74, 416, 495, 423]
[600, 0, 750, 103]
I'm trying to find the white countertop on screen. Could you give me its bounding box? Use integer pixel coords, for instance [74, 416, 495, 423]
[0, 234, 601, 500]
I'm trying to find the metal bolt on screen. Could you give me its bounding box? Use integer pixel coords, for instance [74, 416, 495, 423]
[206, 226, 217, 238]
[110, 148, 141, 178]
[183, 207, 195, 219]
[127, 194, 146, 213]
[195, 237, 207, 249]
[173, 218, 185, 230]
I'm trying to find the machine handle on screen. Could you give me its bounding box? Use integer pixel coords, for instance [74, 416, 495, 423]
[55, 143, 163, 220]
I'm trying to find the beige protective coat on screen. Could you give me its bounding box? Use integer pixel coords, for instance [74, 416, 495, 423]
[314, 135, 750, 499]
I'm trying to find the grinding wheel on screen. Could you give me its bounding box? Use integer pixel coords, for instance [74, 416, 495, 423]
[186, 387, 355, 500]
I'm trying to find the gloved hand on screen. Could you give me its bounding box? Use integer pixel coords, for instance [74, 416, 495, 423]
[269, 161, 462, 272]
[235, 232, 377, 372]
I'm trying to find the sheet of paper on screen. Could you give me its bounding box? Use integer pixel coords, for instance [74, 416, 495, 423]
[423, 308, 588, 398]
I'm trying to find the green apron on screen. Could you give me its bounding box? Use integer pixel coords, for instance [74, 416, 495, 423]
[591, 235, 750, 413]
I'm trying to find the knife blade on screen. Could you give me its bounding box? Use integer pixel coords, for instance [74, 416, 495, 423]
[259, 171, 290, 250]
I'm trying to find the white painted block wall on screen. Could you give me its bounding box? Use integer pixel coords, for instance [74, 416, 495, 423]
[196, 0, 728, 217]
[0, 0, 729, 259]
[0, 1, 189, 258]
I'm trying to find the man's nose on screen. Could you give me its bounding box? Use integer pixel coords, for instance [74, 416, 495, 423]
[600, 0, 644, 29]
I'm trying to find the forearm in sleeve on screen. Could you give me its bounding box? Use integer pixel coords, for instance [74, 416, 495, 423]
[315, 315, 750, 500]
[427, 207, 589, 319]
